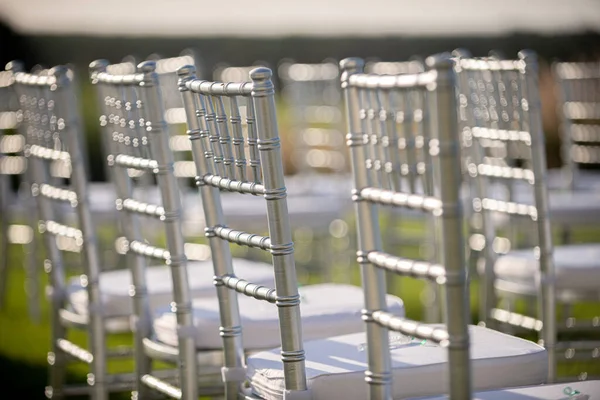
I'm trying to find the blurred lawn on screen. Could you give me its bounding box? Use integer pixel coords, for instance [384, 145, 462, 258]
[0, 217, 599, 398]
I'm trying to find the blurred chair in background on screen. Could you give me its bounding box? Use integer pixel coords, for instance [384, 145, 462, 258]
[363, 57, 443, 323]
[552, 60, 600, 192]
[0, 61, 40, 322]
[13, 64, 123, 399]
[459, 50, 600, 383]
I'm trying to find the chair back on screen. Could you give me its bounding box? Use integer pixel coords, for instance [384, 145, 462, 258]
[456, 51, 556, 381]
[553, 61, 600, 189]
[0, 62, 26, 215]
[13, 64, 103, 329]
[340, 56, 471, 399]
[177, 65, 308, 398]
[89, 60, 198, 399]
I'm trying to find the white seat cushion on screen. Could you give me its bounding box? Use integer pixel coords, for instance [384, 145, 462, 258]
[68, 258, 274, 317]
[246, 326, 547, 400]
[152, 283, 405, 349]
[493, 244, 600, 291]
[416, 380, 600, 399]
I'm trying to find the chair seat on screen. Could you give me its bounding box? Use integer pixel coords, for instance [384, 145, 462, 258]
[152, 283, 405, 349]
[415, 380, 600, 399]
[492, 244, 600, 292]
[246, 326, 547, 400]
[68, 258, 274, 317]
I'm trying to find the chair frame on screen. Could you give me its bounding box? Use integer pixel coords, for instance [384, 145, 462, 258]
[0, 61, 41, 322]
[89, 60, 198, 400]
[455, 51, 557, 382]
[340, 56, 471, 399]
[177, 65, 309, 400]
[12, 65, 113, 399]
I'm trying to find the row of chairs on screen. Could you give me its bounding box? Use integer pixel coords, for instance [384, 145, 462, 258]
[0, 50, 598, 399]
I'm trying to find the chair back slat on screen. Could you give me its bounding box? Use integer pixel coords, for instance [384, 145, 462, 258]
[340, 56, 471, 399]
[178, 65, 308, 397]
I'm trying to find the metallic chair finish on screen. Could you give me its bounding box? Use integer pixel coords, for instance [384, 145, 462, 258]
[13, 65, 109, 399]
[89, 60, 198, 400]
[456, 51, 557, 382]
[178, 65, 308, 400]
[0, 61, 41, 322]
[340, 56, 472, 399]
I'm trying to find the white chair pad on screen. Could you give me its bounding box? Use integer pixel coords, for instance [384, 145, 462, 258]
[68, 258, 274, 317]
[417, 380, 600, 399]
[246, 326, 547, 400]
[152, 283, 405, 349]
[493, 244, 600, 291]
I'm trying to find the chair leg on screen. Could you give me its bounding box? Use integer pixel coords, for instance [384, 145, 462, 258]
[46, 308, 68, 399]
[24, 221, 41, 322]
[133, 313, 154, 399]
[89, 311, 109, 400]
[0, 176, 10, 310]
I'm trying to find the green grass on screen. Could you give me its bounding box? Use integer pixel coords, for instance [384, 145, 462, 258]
[1, 220, 599, 397]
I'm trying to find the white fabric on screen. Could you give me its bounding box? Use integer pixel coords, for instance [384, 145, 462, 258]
[68, 259, 274, 317]
[492, 244, 600, 291]
[417, 380, 600, 399]
[246, 326, 547, 400]
[153, 283, 405, 349]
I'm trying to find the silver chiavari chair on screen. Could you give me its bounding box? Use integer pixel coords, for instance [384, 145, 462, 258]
[90, 59, 277, 400]
[171, 64, 405, 400]
[0, 61, 41, 321]
[364, 57, 443, 323]
[12, 65, 122, 399]
[243, 56, 548, 400]
[553, 61, 600, 192]
[459, 51, 600, 384]
[88, 60, 205, 399]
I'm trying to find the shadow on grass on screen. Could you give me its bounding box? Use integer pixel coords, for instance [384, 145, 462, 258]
[0, 355, 134, 399]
